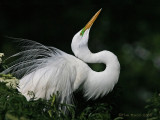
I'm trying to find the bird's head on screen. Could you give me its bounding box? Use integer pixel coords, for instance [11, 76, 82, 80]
[71, 9, 102, 59]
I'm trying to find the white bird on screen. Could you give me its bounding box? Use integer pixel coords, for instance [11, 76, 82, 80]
[2, 9, 120, 104]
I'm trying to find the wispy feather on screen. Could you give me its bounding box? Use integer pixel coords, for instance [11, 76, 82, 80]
[2, 37, 76, 106]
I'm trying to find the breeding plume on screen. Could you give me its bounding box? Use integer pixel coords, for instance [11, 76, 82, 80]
[2, 9, 120, 104]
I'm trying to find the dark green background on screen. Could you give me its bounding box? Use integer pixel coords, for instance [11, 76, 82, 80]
[0, 0, 160, 119]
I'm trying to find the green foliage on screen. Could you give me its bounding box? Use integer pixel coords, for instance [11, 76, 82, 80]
[0, 74, 18, 89]
[0, 82, 48, 120]
[145, 93, 160, 120]
[78, 103, 111, 120]
[0, 81, 123, 120]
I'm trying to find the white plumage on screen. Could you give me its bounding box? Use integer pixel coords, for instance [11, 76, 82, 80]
[2, 9, 120, 105]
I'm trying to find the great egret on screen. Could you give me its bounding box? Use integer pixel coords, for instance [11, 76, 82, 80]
[2, 9, 120, 104]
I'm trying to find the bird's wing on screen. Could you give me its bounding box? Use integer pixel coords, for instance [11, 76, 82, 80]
[2, 38, 77, 104]
[2, 38, 62, 78]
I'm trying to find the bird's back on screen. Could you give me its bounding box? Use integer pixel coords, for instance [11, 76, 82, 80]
[2, 39, 89, 104]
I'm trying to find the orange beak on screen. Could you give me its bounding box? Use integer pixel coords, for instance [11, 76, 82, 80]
[80, 8, 102, 36]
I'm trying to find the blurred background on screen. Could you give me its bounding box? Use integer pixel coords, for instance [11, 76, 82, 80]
[0, 0, 160, 119]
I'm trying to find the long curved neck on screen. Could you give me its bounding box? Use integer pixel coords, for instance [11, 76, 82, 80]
[81, 50, 120, 99]
[71, 30, 120, 99]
